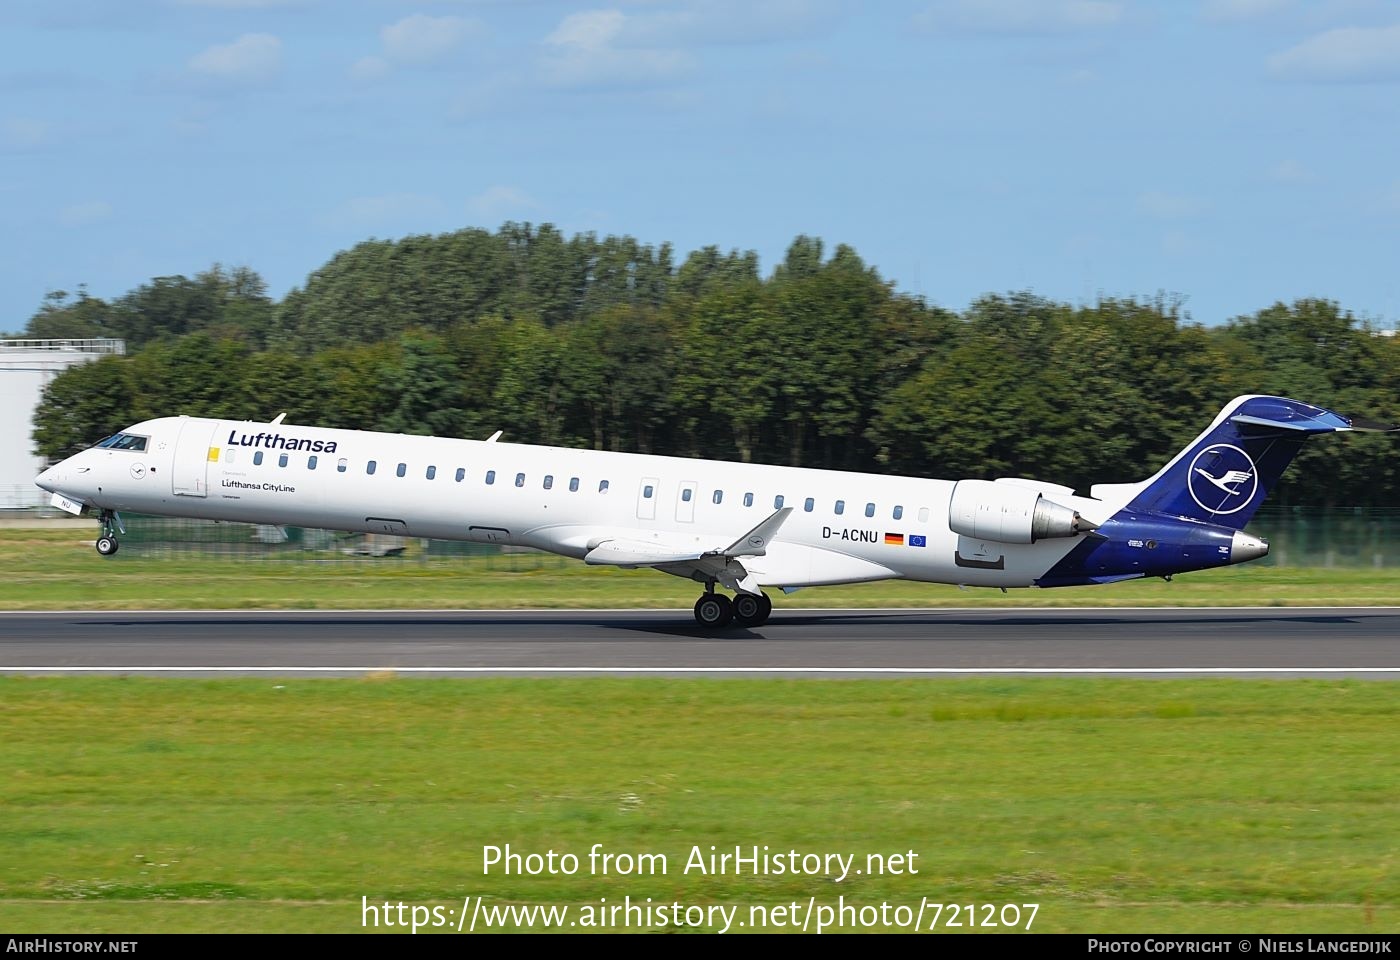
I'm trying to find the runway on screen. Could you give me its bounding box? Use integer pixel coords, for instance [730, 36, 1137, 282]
[2, 607, 1399, 677]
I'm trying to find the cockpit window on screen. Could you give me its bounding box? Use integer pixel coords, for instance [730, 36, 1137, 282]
[95, 433, 148, 452]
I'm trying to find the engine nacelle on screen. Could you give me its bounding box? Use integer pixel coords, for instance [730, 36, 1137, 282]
[948, 479, 1088, 544]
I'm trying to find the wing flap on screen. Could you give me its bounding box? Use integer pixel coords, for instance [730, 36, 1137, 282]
[581, 507, 795, 595]
[584, 540, 704, 566]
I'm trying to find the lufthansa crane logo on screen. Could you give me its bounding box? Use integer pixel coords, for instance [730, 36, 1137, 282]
[1187, 443, 1258, 516]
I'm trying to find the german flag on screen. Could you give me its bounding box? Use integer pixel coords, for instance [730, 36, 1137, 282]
[884, 532, 904, 546]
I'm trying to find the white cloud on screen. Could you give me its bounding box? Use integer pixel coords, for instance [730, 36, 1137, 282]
[541, 8, 694, 87]
[466, 185, 539, 221]
[1268, 158, 1310, 183]
[1202, 0, 1293, 22]
[59, 200, 114, 226]
[171, 0, 308, 7]
[187, 33, 283, 86]
[1384, 181, 1400, 214]
[914, 0, 1123, 35]
[536, 1, 835, 52]
[3, 117, 51, 149]
[1138, 190, 1208, 220]
[549, 9, 626, 49]
[350, 56, 391, 82]
[333, 193, 445, 228]
[381, 14, 480, 66]
[1161, 228, 1196, 256]
[1269, 23, 1400, 81]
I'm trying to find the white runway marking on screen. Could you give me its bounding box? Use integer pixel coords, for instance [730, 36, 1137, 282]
[5, 605, 1400, 615]
[4, 666, 1399, 675]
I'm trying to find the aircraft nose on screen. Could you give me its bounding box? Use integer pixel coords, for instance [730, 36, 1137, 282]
[35, 466, 58, 493]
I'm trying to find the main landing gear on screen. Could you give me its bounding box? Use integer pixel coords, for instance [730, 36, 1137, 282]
[95, 509, 122, 556]
[693, 586, 773, 629]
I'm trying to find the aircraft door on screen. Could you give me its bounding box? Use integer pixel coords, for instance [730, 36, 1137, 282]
[676, 480, 698, 523]
[172, 419, 219, 498]
[636, 477, 659, 520]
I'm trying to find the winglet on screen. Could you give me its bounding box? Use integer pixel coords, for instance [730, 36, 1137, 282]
[485, 430, 503, 443]
[721, 507, 792, 558]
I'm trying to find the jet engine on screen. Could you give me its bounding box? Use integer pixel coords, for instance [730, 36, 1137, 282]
[948, 479, 1093, 544]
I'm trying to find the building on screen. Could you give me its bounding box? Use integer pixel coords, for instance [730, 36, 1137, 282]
[0, 338, 125, 508]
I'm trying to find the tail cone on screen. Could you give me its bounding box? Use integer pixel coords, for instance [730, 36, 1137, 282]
[1229, 530, 1269, 563]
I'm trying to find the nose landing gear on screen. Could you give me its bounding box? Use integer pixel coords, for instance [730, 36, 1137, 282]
[95, 509, 123, 556]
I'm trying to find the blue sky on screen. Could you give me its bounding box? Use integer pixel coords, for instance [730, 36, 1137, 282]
[3, 0, 1399, 330]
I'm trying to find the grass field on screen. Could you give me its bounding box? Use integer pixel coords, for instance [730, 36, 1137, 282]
[3, 527, 1399, 610]
[0, 677, 1396, 934]
[3, 528, 1396, 935]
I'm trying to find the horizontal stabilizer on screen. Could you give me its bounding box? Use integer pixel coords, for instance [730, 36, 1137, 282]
[1343, 415, 1400, 433]
[1232, 411, 1400, 435]
[1230, 413, 1347, 435]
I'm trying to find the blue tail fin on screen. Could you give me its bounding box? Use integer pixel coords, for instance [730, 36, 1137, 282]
[1112, 396, 1357, 530]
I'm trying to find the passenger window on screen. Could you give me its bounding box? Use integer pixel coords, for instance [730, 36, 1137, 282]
[743, 492, 754, 507]
[337, 458, 347, 473]
[804, 497, 814, 512]
[774, 495, 785, 509]
[918, 507, 929, 523]
[682, 488, 692, 502]
[865, 502, 875, 517]
[713, 490, 723, 505]
[544, 475, 553, 490]
[225, 449, 236, 464]
[515, 472, 525, 487]
[254, 451, 264, 466]
[308, 455, 318, 470]
[486, 470, 495, 485]
[835, 500, 845, 515]
[455, 468, 465, 482]
[426, 466, 436, 480]
[893, 505, 903, 520]
[599, 480, 610, 494]
[644, 485, 654, 498]
[396, 463, 407, 478]
[367, 460, 376, 475]
[278, 453, 288, 468]
[569, 477, 580, 492]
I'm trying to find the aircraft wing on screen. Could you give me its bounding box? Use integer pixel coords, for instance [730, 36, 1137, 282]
[583, 507, 793, 592]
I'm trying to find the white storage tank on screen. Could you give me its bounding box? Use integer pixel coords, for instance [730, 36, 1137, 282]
[0, 338, 125, 508]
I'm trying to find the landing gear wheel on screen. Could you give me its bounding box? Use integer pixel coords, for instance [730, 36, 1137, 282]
[96, 536, 119, 556]
[733, 592, 767, 627]
[694, 593, 734, 629]
[757, 593, 772, 624]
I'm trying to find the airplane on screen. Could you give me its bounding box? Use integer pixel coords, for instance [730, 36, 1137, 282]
[33, 394, 1395, 628]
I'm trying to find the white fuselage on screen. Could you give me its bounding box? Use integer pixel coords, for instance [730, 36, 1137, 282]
[36, 416, 1114, 590]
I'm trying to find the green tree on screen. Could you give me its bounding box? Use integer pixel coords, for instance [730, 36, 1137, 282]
[21, 287, 113, 340]
[671, 282, 775, 462]
[378, 332, 469, 437]
[31, 356, 136, 459]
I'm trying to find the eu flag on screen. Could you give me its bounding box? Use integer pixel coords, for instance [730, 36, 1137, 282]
[909, 534, 927, 547]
